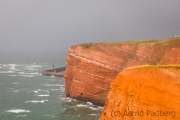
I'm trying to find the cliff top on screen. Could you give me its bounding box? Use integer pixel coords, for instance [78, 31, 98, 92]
[80, 37, 180, 48]
[104, 37, 180, 45]
[126, 65, 180, 70]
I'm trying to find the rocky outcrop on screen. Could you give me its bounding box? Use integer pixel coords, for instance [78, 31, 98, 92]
[99, 65, 180, 120]
[64, 38, 180, 105]
[42, 67, 65, 77]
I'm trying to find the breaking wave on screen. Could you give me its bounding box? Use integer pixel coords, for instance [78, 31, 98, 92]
[76, 102, 104, 111]
[6, 109, 31, 113]
[26, 100, 48, 103]
[18, 75, 36, 77]
[30, 89, 50, 94]
[44, 84, 65, 87]
[37, 94, 49, 97]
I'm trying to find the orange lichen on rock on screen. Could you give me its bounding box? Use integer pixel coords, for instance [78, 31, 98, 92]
[99, 65, 180, 120]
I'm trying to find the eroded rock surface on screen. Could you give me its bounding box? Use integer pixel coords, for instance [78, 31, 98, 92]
[99, 65, 180, 120]
[64, 38, 180, 105]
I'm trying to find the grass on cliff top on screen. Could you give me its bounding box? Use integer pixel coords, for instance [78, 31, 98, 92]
[80, 37, 180, 48]
[104, 37, 180, 46]
[81, 42, 94, 48]
[126, 64, 180, 70]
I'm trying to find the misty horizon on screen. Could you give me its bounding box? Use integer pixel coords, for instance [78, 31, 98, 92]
[0, 0, 180, 63]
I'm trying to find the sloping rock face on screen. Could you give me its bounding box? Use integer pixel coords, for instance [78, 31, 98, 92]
[99, 65, 180, 120]
[64, 38, 180, 105]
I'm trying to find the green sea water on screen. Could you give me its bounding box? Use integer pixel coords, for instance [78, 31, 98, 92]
[0, 62, 102, 120]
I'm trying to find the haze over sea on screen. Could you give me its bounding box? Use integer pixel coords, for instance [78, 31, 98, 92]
[0, 59, 102, 120]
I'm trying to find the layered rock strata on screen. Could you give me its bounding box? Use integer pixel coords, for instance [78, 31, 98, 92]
[99, 65, 180, 120]
[64, 38, 180, 105]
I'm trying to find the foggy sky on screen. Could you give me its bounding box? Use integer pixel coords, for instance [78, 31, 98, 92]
[0, 0, 180, 62]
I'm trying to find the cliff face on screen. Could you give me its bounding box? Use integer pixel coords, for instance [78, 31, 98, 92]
[64, 38, 180, 105]
[99, 65, 180, 120]
[64, 45, 119, 105]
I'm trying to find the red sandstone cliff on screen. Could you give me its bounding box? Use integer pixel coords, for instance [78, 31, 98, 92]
[99, 65, 180, 120]
[64, 38, 180, 105]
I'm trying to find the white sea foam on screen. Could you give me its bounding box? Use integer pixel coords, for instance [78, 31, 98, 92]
[12, 83, 20, 84]
[76, 104, 88, 107]
[43, 115, 55, 117]
[86, 102, 93, 105]
[50, 89, 59, 91]
[76, 102, 104, 110]
[37, 94, 49, 97]
[28, 65, 42, 68]
[8, 64, 20, 71]
[41, 89, 50, 93]
[17, 115, 27, 117]
[52, 89, 64, 92]
[9, 75, 17, 76]
[25, 65, 42, 71]
[88, 107, 99, 110]
[25, 67, 37, 71]
[59, 87, 64, 91]
[44, 84, 65, 86]
[33, 90, 38, 93]
[18, 75, 35, 77]
[32, 89, 50, 93]
[61, 97, 74, 102]
[46, 79, 56, 81]
[62, 97, 78, 102]
[90, 114, 97, 116]
[88, 106, 103, 111]
[8, 64, 17, 66]
[18, 72, 25, 74]
[12, 90, 19, 93]
[26, 100, 48, 103]
[19, 72, 39, 75]
[30, 72, 39, 75]
[6, 109, 31, 113]
[0, 71, 14, 73]
[10, 66, 16, 70]
[97, 106, 104, 110]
